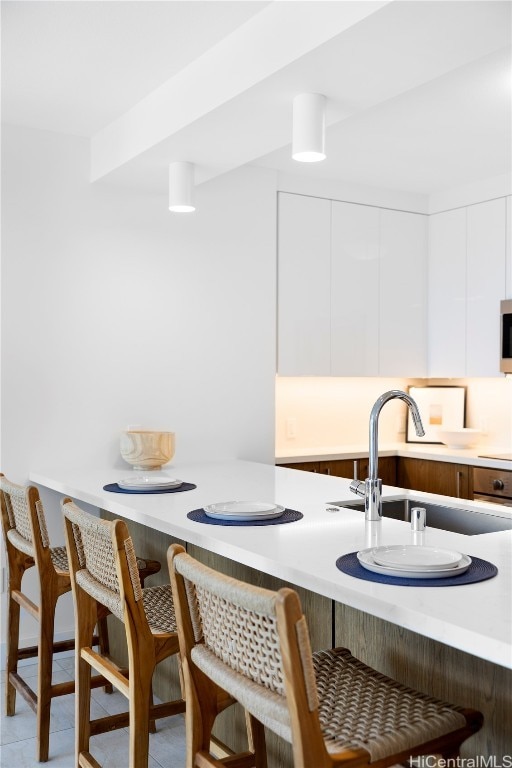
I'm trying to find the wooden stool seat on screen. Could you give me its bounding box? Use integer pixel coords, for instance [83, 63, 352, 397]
[168, 543, 483, 768]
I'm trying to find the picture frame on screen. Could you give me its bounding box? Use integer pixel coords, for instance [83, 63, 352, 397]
[406, 386, 466, 443]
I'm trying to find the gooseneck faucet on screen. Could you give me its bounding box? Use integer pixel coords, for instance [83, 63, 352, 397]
[350, 390, 425, 521]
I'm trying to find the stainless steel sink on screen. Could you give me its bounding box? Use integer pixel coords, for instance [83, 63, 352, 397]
[330, 497, 512, 535]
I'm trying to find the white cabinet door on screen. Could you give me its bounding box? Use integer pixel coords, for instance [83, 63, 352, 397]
[466, 197, 507, 376]
[379, 209, 427, 376]
[428, 208, 467, 377]
[428, 198, 507, 377]
[277, 193, 331, 375]
[330, 202, 379, 375]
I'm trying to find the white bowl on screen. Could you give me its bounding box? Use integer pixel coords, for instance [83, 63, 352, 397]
[437, 428, 481, 449]
[120, 430, 175, 470]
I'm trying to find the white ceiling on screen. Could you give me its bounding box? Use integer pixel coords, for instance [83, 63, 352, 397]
[2, 0, 511, 197]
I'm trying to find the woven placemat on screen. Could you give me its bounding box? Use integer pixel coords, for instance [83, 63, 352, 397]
[104, 482, 197, 494]
[188, 508, 303, 526]
[336, 551, 497, 587]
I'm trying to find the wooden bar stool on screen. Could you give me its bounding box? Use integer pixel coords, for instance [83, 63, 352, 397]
[0, 473, 162, 763]
[62, 498, 185, 768]
[168, 543, 483, 768]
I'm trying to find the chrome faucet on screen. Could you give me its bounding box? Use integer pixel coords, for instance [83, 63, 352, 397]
[350, 390, 425, 521]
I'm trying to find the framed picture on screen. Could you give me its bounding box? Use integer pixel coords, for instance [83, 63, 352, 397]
[406, 386, 466, 443]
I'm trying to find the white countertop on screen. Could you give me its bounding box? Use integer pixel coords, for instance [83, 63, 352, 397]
[276, 441, 512, 469]
[30, 460, 512, 669]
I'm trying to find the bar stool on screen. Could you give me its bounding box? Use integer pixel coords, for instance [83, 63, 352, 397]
[0, 473, 161, 762]
[168, 543, 483, 768]
[62, 498, 185, 768]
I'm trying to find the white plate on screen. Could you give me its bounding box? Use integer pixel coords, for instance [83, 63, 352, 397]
[118, 476, 183, 490]
[203, 501, 285, 521]
[357, 548, 471, 579]
[371, 545, 463, 571]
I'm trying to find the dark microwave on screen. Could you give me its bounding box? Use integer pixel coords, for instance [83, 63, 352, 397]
[501, 299, 512, 373]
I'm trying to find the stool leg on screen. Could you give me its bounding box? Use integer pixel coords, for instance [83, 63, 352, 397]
[36, 594, 57, 762]
[246, 711, 268, 768]
[139, 569, 158, 734]
[96, 614, 113, 695]
[75, 596, 98, 766]
[5, 559, 24, 716]
[129, 662, 153, 768]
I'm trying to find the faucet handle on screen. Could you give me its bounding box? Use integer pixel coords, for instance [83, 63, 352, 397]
[411, 507, 426, 532]
[349, 479, 366, 498]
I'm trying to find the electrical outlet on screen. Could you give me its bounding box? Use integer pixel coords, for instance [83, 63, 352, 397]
[286, 417, 297, 439]
[396, 416, 406, 434]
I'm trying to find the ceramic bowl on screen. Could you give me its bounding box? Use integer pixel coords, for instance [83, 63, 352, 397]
[120, 430, 175, 470]
[437, 428, 481, 449]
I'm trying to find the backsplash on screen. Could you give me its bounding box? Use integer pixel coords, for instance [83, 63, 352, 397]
[275, 376, 512, 453]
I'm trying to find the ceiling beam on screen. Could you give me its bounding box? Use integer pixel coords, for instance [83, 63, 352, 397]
[90, 0, 390, 182]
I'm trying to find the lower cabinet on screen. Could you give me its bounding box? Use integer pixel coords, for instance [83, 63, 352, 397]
[396, 456, 472, 499]
[279, 456, 397, 486]
[280, 456, 473, 499]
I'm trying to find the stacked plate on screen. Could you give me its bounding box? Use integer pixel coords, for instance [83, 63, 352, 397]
[203, 501, 285, 522]
[357, 544, 471, 579]
[117, 475, 183, 491]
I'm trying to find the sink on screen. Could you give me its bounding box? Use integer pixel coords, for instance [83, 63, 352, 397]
[330, 496, 512, 535]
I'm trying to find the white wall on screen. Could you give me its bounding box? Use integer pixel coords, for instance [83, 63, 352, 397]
[1, 124, 278, 650]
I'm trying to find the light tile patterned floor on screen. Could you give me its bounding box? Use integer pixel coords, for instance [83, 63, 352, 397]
[0, 655, 187, 767]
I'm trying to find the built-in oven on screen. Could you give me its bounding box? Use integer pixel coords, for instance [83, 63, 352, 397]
[500, 299, 512, 374]
[473, 465, 512, 507]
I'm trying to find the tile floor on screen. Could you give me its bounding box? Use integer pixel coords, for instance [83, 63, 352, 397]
[0, 655, 187, 767]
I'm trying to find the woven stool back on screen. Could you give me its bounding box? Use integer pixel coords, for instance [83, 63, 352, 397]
[63, 500, 142, 623]
[0, 475, 51, 561]
[177, 552, 287, 694]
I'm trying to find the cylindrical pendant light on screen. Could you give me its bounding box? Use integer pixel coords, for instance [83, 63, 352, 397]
[168, 161, 195, 213]
[292, 93, 326, 163]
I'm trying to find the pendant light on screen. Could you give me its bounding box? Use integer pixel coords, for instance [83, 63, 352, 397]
[292, 93, 326, 163]
[168, 161, 195, 213]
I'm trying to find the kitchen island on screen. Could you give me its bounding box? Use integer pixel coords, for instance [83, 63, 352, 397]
[30, 460, 512, 760]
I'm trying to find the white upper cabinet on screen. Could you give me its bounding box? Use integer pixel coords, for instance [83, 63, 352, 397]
[428, 208, 467, 377]
[278, 193, 427, 376]
[277, 192, 331, 375]
[466, 198, 507, 377]
[330, 202, 379, 376]
[379, 209, 427, 377]
[428, 197, 507, 377]
[279, 192, 508, 378]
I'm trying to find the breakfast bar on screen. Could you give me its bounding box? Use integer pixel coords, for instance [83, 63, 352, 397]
[30, 459, 512, 760]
